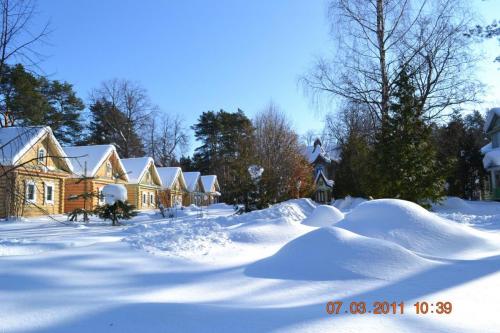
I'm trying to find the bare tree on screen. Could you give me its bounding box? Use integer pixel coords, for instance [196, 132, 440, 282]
[301, 0, 480, 121]
[89, 79, 156, 158]
[147, 114, 189, 167]
[254, 103, 313, 203]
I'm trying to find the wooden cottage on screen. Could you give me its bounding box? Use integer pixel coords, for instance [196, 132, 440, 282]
[157, 167, 187, 208]
[182, 171, 204, 206]
[0, 126, 74, 218]
[201, 175, 221, 205]
[63, 145, 129, 213]
[121, 157, 162, 210]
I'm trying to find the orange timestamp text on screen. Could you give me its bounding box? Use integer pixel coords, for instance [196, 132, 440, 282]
[326, 301, 452, 315]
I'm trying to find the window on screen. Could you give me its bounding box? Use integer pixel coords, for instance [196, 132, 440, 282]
[97, 187, 104, 204]
[37, 148, 46, 164]
[150, 193, 154, 206]
[26, 181, 36, 203]
[142, 192, 147, 205]
[45, 183, 54, 204]
[106, 162, 112, 178]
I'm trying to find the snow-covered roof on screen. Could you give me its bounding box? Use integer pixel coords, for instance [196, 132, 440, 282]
[481, 142, 493, 154]
[484, 107, 500, 133]
[201, 175, 220, 193]
[183, 171, 201, 192]
[0, 126, 73, 171]
[483, 148, 500, 169]
[157, 167, 186, 190]
[121, 157, 161, 185]
[63, 145, 128, 180]
[302, 143, 341, 165]
[314, 170, 334, 188]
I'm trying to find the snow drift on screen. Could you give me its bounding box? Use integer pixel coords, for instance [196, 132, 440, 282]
[337, 199, 499, 258]
[302, 205, 344, 227]
[246, 226, 434, 280]
[332, 196, 367, 212]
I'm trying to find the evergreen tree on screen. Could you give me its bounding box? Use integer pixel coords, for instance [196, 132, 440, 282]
[191, 109, 254, 203]
[0, 64, 84, 144]
[373, 69, 444, 205]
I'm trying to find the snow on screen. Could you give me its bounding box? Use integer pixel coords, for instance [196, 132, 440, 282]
[483, 147, 500, 168]
[183, 171, 201, 192]
[336, 199, 500, 259]
[332, 195, 367, 212]
[64, 145, 127, 179]
[121, 157, 159, 184]
[0, 197, 500, 332]
[102, 184, 128, 204]
[483, 106, 500, 132]
[157, 167, 185, 189]
[301, 205, 344, 227]
[0, 126, 73, 171]
[246, 227, 435, 280]
[201, 175, 219, 193]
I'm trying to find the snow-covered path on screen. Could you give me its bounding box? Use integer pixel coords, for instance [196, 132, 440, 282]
[0, 199, 499, 332]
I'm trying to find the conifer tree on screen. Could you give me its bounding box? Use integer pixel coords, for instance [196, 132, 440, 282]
[373, 69, 444, 205]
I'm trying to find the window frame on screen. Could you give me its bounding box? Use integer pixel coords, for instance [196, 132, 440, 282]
[149, 193, 154, 206]
[26, 181, 36, 203]
[37, 148, 46, 165]
[44, 182, 54, 204]
[142, 192, 147, 205]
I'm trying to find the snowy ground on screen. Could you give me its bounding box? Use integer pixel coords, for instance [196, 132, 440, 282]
[0, 198, 499, 332]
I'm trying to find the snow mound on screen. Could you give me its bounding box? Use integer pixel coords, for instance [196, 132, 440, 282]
[102, 184, 127, 204]
[246, 227, 433, 281]
[433, 196, 500, 216]
[220, 199, 316, 245]
[302, 205, 344, 227]
[124, 218, 230, 257]
[337, 199, 499, 258]
[333, 196, 367, 212]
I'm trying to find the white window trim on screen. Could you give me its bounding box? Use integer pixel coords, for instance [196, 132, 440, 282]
[142, 192, 147, 205]
[37, 148, 46, 164]
[44, 181, 55, 205]
[25, 181, 36, 203]
[97, 187, 104, 205]
[149, 193, 154, 206]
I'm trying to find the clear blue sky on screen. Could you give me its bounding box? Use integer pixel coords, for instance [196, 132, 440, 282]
[33, 0, 499, 152]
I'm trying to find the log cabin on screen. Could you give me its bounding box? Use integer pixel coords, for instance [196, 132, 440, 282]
[200, 175, 221, 205]
[182, 171, 204, 206]
[0, 126, 74, 218]
[63, 145, 129, 213]
[157, 167, 187, 208]
[121, 157, 162, 210]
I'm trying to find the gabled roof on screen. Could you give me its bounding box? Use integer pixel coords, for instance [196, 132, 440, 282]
[63, 144, 128, 180]
[483, 148, 500, 169]
[0, 126, 73, 171]
[201, 175, 220, 193]
[121, 157, 161, 185]
[183, 171, 202, 192]
[157, 167, 187, 190]
[314, 170, 334, 188]
[484, 107, 500, 133]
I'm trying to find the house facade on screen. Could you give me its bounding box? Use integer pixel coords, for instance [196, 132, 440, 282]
[121, 157, 162, 210]
[157, 167, 187, 208]
[63, 145, 129, 213]
[302, 139, 338, 204]
[183, 172, 204, 206]
[483, 107, 500, 200]
[0, 126, 73, 217]
[201, 175, 221, 205]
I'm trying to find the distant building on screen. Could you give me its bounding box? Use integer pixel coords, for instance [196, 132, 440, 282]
[121, 157, 162, 210]
[157, 167, 187, 208]
[183, 172, 204, 206]
[483, 107, 500, 200]
[302, 139, 339, 204]
[201, 175, 221, 205]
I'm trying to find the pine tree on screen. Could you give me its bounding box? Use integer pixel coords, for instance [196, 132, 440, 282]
[373, 69, 444, 205]
[94, 200, 137, 226]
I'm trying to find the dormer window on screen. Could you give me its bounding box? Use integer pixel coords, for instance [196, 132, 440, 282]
[37, 148, 46, 164]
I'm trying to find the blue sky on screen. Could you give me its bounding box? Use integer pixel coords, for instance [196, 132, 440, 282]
[34, 0, 499, 151]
